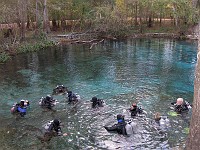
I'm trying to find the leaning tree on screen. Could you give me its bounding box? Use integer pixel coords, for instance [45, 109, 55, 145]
[186, 20, 200, 150]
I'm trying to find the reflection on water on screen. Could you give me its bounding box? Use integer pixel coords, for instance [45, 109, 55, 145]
[0, 38, 197, 149]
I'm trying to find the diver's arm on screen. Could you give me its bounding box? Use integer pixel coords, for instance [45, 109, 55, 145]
[171, 102, 176, 105]
[104, 124, 118, 132]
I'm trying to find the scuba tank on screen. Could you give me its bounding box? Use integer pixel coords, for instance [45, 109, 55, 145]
[43, 120, 54, 130]
[39, 97, 44, 106]
[125, 119, 137, 136]
[185, 101, 192, 109]
[159, 116, 170, 130]
[75, 94, 81, 101]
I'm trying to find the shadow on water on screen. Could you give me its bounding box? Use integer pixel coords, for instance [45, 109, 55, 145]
[0, 38, 197, 149]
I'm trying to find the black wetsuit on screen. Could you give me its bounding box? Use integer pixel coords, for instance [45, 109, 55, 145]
[41, 97, 54, 109]
[104, 120, 127, 135]
[174, 102, 189, 113]
[53, 85, 67, 95]
[47, 123, 62, 135]
[91, 98, 104, 108]
[68, 92, 78, 104]
[129, 106, 143, 117]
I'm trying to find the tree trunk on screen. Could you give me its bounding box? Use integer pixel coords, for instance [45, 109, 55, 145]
[52, 19, 57, 31]
[186, 23, 200, 150]
[147, 16, 152, 27]
[43, 0, 50, 33]
[138, 4, 143, 33]
[18, 0, 27, 40]
[134, 1, 138, 26]
[159, 8, 163, 26]
[61, 19, 67, 31]
[192, 0, 199, 8]
[27, 14, 30, 29]
[172, 4, 178, 27]
[35, 0, 39, 35]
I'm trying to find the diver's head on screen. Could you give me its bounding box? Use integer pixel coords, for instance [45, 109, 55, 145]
[176, 98, 184, 105]
[117, 114, 125, 123]
[132, 103, 137, 108]
[46, 95, 51, 100]
[20, 100, 25, 107]
[53, 119, 60, 126]
[68, 91, 72, 94]
[154, 112, 161, 121]
[92, 97, 97, 102]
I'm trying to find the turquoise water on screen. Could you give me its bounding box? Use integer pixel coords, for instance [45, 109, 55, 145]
[0, 38, 197, 149]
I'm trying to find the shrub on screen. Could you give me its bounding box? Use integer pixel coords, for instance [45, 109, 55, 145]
[0, 52, 11, 63]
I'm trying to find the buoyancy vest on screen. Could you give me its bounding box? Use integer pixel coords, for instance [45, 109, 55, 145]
[17, 107, 26, 113]
[175, 103, 189, 113]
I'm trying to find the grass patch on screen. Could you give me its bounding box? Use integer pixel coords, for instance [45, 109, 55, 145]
[16, 40, 56, 54]
[0, 52, 11, 63]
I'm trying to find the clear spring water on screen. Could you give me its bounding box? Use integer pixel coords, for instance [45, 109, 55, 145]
[0, 38, 197, 149]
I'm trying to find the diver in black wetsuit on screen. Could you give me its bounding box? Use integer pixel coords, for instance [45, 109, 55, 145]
[38, 119, 68, 143]
[90, 97, 104, 108]
[39, 95, 57, 109]
[52, 85, 68, 95]
[104, 114, 127, 135]
[41, 119, 62, 142]
[171, 98, 191, 114]
[67, 91, 80, 104]
[128, 103, 143, 117]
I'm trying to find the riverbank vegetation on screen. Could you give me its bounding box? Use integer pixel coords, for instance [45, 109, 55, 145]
[0, 0, 200, 62]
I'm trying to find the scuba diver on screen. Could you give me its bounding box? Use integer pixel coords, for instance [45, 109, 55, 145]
[40, 119, 67, 142]
[171, 98, 192, 114]
[52, 85, 68, 95]
[104, 114, 137, 136]
[67, 91, 80, 104]
[153, 112, 170, 132]
[39, 95, 58, 109]
[104, 114, 127, 135]
[11, 99, 30, 117]
[128, 103, 143, 117]
[90, 97, 105, 109]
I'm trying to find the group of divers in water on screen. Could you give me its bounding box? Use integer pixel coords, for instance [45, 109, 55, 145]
[10, 85, 192, 142]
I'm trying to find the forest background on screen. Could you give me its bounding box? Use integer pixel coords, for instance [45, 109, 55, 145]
[0, 0, 200, 63]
